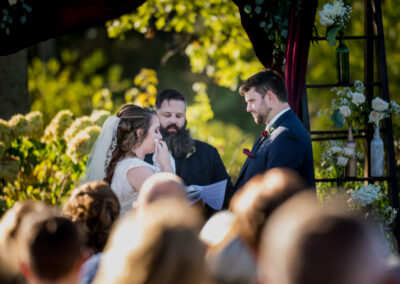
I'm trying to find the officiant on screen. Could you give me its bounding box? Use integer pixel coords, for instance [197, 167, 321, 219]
[145, 89, 234, 215]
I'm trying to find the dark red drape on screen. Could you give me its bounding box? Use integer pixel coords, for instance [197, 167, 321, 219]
[285, 0, 318, 116]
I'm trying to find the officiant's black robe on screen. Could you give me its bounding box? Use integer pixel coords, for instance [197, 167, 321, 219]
[146, 140, 234, 213]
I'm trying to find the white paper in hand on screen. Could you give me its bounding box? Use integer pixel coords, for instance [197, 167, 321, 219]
[187, 179, 227, 210]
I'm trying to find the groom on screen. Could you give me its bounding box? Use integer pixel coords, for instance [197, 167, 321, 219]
[234, 69, 315, 192]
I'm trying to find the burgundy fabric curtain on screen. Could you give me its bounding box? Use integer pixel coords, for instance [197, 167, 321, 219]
[285, 0, 318, 117]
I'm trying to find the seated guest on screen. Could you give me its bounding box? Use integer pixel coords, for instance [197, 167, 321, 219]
[200, 211, 257, 284]
[18, 214, 86, 284]
[94, 198, 205, 284]
[135, 172, 187, 210]
[63, 181, 120, 284]
[260, 191, 386, 284]
[0, 201, 56, 284]
[230, 168, 307, 256]
[63, 181, 120, 254]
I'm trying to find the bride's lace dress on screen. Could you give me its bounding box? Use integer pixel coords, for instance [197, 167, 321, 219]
[111, 157, 160, 217]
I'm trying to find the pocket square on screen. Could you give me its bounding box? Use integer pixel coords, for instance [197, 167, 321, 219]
[243, 148, 256, 158]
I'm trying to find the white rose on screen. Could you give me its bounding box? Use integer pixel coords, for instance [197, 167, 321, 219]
[337, 156, 349, 166]
[372, 97, 389, 111]
[8, 0, 17, 5]
[369, 110, 385, 125]
[339, 105, 351, 118]
[351, 92, 365, 106]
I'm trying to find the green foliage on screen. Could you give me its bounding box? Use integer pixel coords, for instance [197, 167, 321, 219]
[0, 110, 104, 215]
[106, 0, 263, 90]
[28, 49, 131, 123]
[330, 109, 344, 128]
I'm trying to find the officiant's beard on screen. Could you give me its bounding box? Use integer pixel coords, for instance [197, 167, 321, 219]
[160, 122, 195, 159]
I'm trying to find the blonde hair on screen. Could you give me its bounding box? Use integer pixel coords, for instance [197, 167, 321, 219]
[63, 181, 120, 253]
[94, 198, 205, 284]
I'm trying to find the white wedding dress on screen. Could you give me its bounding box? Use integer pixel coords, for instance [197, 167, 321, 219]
[111, 157, 160, 218]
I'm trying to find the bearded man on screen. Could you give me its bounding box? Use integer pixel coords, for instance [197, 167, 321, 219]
[145, 89, 234, 213]
[234, 69, 315, 192]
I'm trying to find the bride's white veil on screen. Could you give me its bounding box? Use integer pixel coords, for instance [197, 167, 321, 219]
[81, 115, 120, 184]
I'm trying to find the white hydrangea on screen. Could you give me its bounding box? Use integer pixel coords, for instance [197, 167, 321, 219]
[339, 105, 351, 118]
[337, 156, 349, 166]
[348, 184, 380, 207]
[372, 97, 389, 112]
[331, 146, 342, 153]
[351, 92, 366, 106]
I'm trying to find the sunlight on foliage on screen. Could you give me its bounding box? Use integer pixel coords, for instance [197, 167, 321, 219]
[106, 0, 263, 90]
[0, 110, 107, 214]
[125, 68, 158, 107]
[28, 49, 131, 123]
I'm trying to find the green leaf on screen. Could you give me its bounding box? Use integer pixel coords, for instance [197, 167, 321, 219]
[330, 109, 344, 128]
[255, 6, 262, 14]
[244, 5, 252, 14]
[326, 26, 339, 46]
[256, 0, 264, 4]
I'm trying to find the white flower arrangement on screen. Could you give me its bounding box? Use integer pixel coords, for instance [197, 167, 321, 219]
[319, 0, 352, 29]
[319, 80, 368, 129]
[318, 0, 352, 46]
[368, 97, 400, 126]
[348, 184, 398, 226]
[321, 140, 363, 171]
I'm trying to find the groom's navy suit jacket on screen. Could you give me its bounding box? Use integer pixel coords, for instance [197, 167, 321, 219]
[234, 109, 315, 192]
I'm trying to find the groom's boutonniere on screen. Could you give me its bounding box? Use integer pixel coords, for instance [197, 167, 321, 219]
[261, 126, 275, 140]
[243, 148, 256, 158]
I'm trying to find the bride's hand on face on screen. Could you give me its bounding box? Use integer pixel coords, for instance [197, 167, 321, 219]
[155, 139, 173, 173]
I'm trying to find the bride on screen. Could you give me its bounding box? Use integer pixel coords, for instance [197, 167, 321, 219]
[82, 104, 173, 217]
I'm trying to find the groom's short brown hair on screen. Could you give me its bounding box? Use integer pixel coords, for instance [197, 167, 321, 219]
[239, 69, 288, 102]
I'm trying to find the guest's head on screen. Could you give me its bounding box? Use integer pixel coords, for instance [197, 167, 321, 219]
[200, 211, 257, 284]
[155, 89, 195, 158]
[0, 201, 56, 284]
[259, 191, 386, 284]
[105, 104, 160, 183]
[136, 172, 186, 209]
[239, 69, 288, 125]
[230, 168, 306, 254]
[18, 215, 85, 284]
[94, 198, 205, 284]
[383, 256, 400, 284]
[63, 181, 120, 254]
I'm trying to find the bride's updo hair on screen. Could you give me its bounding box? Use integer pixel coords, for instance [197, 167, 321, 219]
[104, 104, 155, 183]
